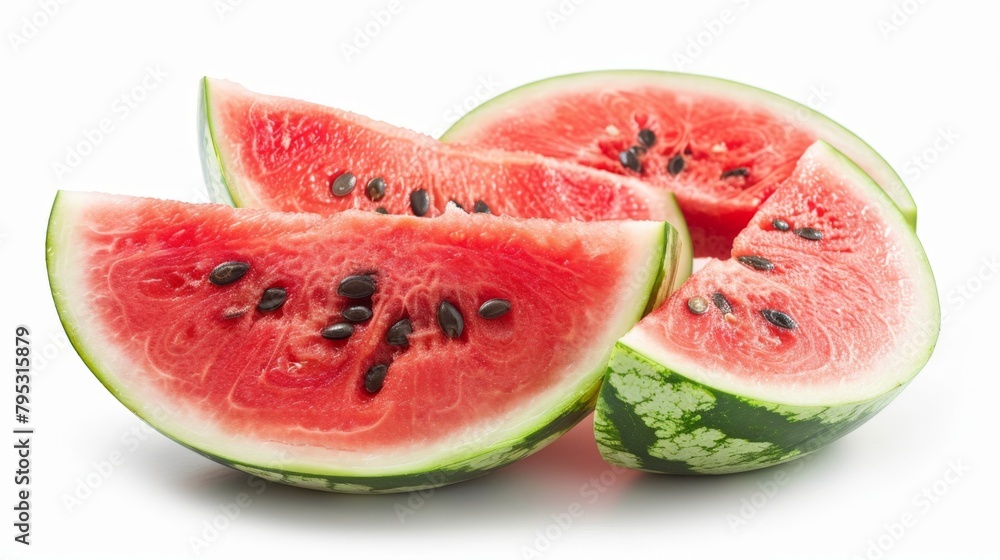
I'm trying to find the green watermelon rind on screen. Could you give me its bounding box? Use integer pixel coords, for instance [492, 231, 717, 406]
[199, 78, 238, 207]
[199, 393, 590, 493]
[46, 192, 679, 493]
[441, 69, 917, 228]
[593, 141, 939, 474]
[593, 343, 905, 475]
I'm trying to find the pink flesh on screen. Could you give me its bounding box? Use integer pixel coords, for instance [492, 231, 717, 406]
[446, 82, 818, 258]
[208, 81, 668, 222]
[75, 197, 647, 450]
[636, 151, 912, 386]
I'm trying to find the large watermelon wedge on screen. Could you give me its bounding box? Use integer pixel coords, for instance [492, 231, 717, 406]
[199, 77, 693, 292]
[46, 192, 678, 492]
[442, 70, 916, 259]
[594, 141, 938, 474]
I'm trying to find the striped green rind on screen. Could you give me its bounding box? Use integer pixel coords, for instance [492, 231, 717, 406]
[442, 69, 917, 228]
[165, 394, 592, 493]
[594, 343, 904, 475]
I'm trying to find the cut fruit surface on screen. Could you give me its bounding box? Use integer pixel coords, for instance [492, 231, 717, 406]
[442, 70, 915, 258]
[47, 192, 678, 492]
[200, 77, 693, 292]
[594, 141, 938, 475]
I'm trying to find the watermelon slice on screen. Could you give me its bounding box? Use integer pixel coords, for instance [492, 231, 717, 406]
[46, 192, 679, 492]
[199, 77, 693, 292]
[593, 141, 938, 475]
[442, 70, 916, 259]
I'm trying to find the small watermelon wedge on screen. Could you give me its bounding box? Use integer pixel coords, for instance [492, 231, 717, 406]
[199, 77, 693, 292]
[442, 70, 916, 259]
[46, 192, 679, 492]
[594, 141, 938, 475]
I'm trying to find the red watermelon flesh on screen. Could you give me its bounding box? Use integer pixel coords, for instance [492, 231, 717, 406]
[47, 192, 677, 490]
[442, 71, 915, 259]
[200, 78, 683, 225]
[624, 141, 936, 405]
[200, 78, 694, 293]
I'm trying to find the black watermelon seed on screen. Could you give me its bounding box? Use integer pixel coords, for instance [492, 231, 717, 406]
[410, 189, 430, 216]
[321, 322, 354, 340]
[629, 145, 646, 156]
[364, 364, 389, 393]
[365, 177, 386, 201]
[473, 200, 491, 214]
[794, 227, 824, 241]
[720, 167, 749, 179]
[438, 301, 464, 338]
[772, 219, 790, 231]
[342, 305, 373, 323]
[686, 296, 709, 315]
[761, 309, 797, 330]
[209, 261, 250, 286]
[375, 207, 389, 214]
[712, 292, 733, 315]
[618, 150, 642, 173]
[386, 318, 412, 346]
[257, 287, 287, 312]
[331, 172, 356, 197]
[667, 154, 685, 176]
[450, 199, 466, 212]
[338, 275, 376, 299]
[737, 255, 775, 272]
[478, 298, 511, 319]
[637, 128, 656, 148]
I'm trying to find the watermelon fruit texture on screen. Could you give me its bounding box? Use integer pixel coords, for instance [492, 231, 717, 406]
[46, 192, 680, 492]
[441, 70, 917, 259]
[199, 77, 693, 294]
[593, 141, 939, 474]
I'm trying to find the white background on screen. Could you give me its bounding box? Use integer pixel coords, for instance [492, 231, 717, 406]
[1, 1, 997, 559]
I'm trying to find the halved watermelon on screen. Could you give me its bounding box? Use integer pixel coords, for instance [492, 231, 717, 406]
[199, 77, 693, 292]
[46, 192, 679, 492]
[594, 142, 938, 474]
[442, 70, 916, 259]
